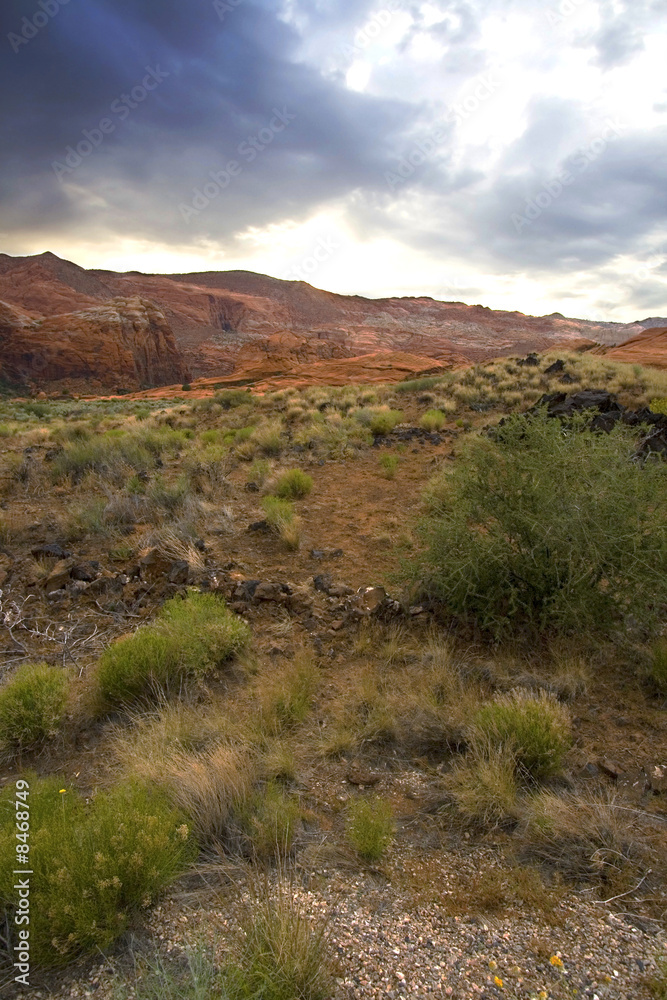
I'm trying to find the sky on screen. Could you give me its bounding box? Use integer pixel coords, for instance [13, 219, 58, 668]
[1, 0, 666, 321]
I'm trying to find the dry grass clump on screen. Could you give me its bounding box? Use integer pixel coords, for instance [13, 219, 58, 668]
[261, 496, 301, 549]
[256, 654, 319, 735]
[223, 876, 333, 999]
[521, 789, 660, 884]
[319, 637, 479, 759]
[114, 702, 256, 843]
[444, 742, 520, 827]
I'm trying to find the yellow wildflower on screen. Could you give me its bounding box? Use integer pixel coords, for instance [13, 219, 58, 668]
[494, 975, 503, 988]
[549, 955, 564, 968]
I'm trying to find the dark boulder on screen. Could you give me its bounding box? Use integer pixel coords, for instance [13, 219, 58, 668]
[517, 353, 540, 367]
[544, 359, 565, 374]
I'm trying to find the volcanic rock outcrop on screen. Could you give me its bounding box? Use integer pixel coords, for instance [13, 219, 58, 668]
[0, 295, 187, 393]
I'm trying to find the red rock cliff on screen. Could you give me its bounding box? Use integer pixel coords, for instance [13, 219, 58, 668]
[0, 296, 188, 392]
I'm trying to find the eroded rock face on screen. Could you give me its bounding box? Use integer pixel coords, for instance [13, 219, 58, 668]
[2, 252, 665, 387]
[602, 326, 667, 370]
[0, 296, 188, 392]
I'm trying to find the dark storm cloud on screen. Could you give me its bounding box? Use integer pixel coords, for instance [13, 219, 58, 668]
[0, 0, 665, 316]
[0, 0, 421, 247]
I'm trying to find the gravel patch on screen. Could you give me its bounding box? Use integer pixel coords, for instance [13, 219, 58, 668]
[17, 847, 666, 1000]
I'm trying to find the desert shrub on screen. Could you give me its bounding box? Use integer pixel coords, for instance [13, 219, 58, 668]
[395, 376, 444, 393]
[51, 435, 152, 482]
[181, 383, 192, 392]
[0, 663, 69, 753]
[345, 796, 395, 861]
[420, 409, 447, 431]
[253, 422, 284, 457]
[650, 638, 667, 693]
[408, 411, 667, 638]
[444, 744, 519, 827]
[0, 777, 195, 966]
[272, 468, 313, 499]
[214, 389, 252, 409]
[379, 454, 399, 479]
[96, 592, 250, 705]
[247, 458, 270, 487]
[370, 408, 403, 435]
[472, 690, 571, 780]
[146, 474, 190, 515]
[650, 397, 667, 415]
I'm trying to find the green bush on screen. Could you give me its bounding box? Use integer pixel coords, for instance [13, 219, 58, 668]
[0, 777, 195, 966]
[354, 406, 403, 435]
[650, 397, 667, 416]
[96, 592, 250, 705]
[650, 639, 667, 693]
[0, 663, 69, 753]
[407, 411, 667, 638]
[472, 690, 571, 780]
[214, 389, 252, 409]
[420, 409, 447, 431]
[345, 796, 395, 861]
[273, 469, 313, 499]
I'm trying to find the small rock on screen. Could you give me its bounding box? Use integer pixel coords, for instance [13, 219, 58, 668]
[599, 758, 624, 780]
[168, 560, 190, 585]
[247, 519, 271, 532]
[31, 543, 71, 560]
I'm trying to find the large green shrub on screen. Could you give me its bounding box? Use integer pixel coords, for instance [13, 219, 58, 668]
[96, 591, 251, 705]
[0, 777, 195, 966]
[407, 412, 667, 638]
[0, 663, 69, 753]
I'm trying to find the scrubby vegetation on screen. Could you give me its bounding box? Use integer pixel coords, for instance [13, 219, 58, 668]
[408, 410, 667, 638]
[1, 351, 666, 994]
[0, 662, 69, 754]
[96, 592, 250, 705]
[0, 777, 195, 966]
[345, 795, 395, 860]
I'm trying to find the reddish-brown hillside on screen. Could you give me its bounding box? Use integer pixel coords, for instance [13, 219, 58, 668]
[602, 327, 667, 370]
[0, 252, 664, 390]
